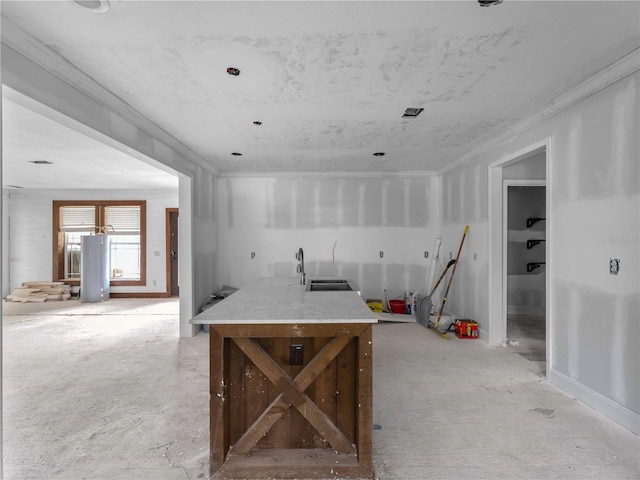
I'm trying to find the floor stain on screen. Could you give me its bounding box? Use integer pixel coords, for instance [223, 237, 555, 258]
[530, 407, 555, 418]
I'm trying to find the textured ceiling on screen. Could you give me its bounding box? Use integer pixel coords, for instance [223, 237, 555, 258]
[1, 0, 639, 189]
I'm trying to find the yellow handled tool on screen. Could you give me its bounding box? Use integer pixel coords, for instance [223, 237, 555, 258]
[434, 225, 469, 328]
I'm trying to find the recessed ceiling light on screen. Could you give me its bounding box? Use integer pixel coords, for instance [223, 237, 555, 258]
[231, 152, 243, 156]
[373, 152, 386, 156]
[478, 0, 503, 6]
[70, 0, 110, 13]
[29, 160, 53, 165]
[253, 121, 262, 126]
[403, 108, 423, 118]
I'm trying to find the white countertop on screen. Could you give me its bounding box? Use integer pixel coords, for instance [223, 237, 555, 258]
[191, 277, 378, 325]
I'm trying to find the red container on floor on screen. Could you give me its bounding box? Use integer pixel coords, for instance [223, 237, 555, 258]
[389, 299, 407, 314]
[455, 319, 478, 339]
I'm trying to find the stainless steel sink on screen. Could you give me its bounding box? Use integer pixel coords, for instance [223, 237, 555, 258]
[307, 283, 353, 291]
[308, 279, 348, 284]
[306, 279, 358, 293]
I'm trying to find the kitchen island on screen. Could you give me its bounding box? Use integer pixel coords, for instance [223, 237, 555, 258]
[191, 277, 377, 480]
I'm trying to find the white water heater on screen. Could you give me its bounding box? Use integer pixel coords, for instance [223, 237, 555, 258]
[81, 235, 111, 303]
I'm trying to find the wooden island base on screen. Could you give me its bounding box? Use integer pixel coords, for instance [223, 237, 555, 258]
[209, 323, 374, 480]
[216, 448, 368, 479]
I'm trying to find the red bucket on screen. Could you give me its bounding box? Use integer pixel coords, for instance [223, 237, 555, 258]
[388, 299, 406, 314]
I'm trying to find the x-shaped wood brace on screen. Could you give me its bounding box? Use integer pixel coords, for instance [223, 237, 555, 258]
[229, 336, 355, 455]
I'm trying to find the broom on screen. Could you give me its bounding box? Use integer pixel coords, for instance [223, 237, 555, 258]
[433, 225, 469, 330]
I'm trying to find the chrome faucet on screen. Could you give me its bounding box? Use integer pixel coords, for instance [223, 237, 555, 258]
[296, 247, 306, 285]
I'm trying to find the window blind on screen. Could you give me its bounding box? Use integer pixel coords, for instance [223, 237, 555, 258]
[104, 206, 140, 233]
[60, 206, 95, 232]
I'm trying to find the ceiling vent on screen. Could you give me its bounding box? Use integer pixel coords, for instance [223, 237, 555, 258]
[478, 0, 503, 7]
[373, 152, 386, 157]
[403, 108, 423, 118]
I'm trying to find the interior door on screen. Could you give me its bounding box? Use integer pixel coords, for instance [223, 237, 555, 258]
[167, 209, 179, 296]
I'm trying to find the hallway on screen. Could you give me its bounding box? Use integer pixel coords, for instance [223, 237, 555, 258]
[2, 299, 638, 479]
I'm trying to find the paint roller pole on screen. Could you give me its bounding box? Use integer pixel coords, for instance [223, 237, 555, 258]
[434, 225, 469, 328]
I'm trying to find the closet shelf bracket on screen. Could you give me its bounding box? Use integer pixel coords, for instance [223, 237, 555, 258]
[527, 262, 546, 273]
[526, 239, 546, 249]
[526, 217, 546, 228]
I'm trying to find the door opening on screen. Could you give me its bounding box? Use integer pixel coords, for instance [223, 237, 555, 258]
[488, 139, 550, 379]
[504, 183, 546, 376]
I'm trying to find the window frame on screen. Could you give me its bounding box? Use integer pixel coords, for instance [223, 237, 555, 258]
[52, 200, 147, 287]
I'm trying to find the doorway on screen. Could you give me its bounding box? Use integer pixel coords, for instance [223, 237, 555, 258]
[166, 208, 179, 296]
[488, 139, 551, 379]
[504, 183, 546, 376]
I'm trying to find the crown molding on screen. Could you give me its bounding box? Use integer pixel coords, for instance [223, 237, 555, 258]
[218, 170, 437, 179]
[0, 15, 217, 176]
[438, 48, 640, 175]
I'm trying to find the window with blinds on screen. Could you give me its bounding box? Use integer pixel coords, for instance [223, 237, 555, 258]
[53, 200, 146, 286]
[60, 206, 96, 232]
[105, 206, 142, 280]
[104, 206, 141, 234]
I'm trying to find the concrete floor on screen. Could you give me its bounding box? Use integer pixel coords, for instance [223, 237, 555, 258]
[507, 314, 547, 377]
[2, 298, 638, 480]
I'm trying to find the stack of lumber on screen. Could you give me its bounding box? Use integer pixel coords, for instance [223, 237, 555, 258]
[6, 282, 72, 303]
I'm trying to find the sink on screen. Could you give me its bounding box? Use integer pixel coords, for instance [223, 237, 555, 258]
[308, 279, 348, 284]
[307, 283, 353, 291]
[306, 278, 358, 292]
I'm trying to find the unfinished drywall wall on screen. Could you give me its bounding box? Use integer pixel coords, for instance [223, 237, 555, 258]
[217, 174, 439, 302]
[192, 167, 219, 317]
[503, 151, 546, 180]
[2, 191, 9, 298]
[441, 70, 639, 433]
[6, 189, 178, 294]
[507, 186, 546, 316]
[440, 160, 489, 329]
[549, 71, 639, 430]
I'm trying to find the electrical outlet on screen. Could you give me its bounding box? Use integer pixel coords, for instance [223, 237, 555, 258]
[380, 251, 384, 258]
[290, 344, 303, 365]
[424, 251, 429, 258]
[610, 258, 620, 275]
[251, 252, 255, 259]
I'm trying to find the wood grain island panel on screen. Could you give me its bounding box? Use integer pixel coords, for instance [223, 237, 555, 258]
[192, 277, 377, 480]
